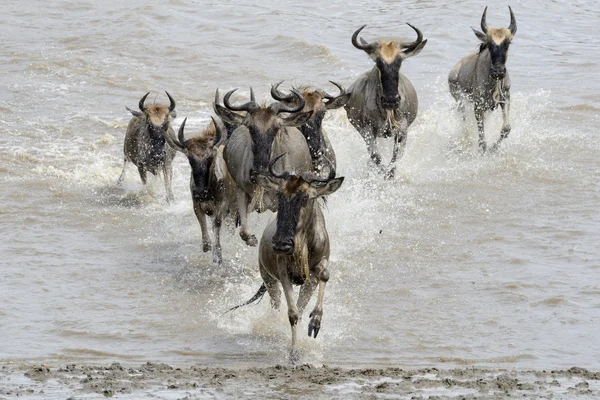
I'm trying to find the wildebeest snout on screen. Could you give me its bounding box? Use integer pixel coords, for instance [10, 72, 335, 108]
[381, 94, 400, 110]
[273, 237, 294, 255]
[491, 66, 506, 80]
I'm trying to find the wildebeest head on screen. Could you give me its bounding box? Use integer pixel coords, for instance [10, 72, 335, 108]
[216, 88, 313, 182]
[169, 116, 225, 204]
[472, 6, 517, 80]
[352, 24, 427, 110]
[271, 81, 350, 160]
[256, 154, 344, 255]
[127, 91, 177, 139]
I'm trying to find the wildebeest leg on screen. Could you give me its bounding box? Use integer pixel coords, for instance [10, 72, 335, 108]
[259, 263, 281, 309]
[362, 128, 381, 166]
[193, 202, 211, 253]
[211, 214, 223, 266]
[163, 163, 174, 203]
[278, 261, 300, 364]
[457, 99, 467, 122]
[137, 166, 148, 185]
[116, 159, 128, 186]
[490, 102, 511, 153]
[474, 105, 487, 153]
[384, 119, 408, 180]
[236, 189, 257, 246]
[296, 278, 317, 322]
[308, 259, 329, 339]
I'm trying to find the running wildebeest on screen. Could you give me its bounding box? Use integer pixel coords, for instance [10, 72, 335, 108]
[168, 117, 236, 265]
[448, 6, 517, 153]
[228, 154, 344, 363]
[270, 81, 351, 174]
[117, 92, 177, 202]
[214, 88, 313, 247]
[344, 23, 427, 178]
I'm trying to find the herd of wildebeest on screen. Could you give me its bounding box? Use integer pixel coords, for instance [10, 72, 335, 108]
[115, 7, 517, 362]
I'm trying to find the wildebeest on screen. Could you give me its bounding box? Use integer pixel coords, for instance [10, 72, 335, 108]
[344, 24, 427, 178]
[117, 92, 177, 202]
[448, 6, 517, 153]
[214, 88, 313, 246]
[270, 81, 351, 174]
[228, 154, 344, 363]
[168, 117, 236, 265]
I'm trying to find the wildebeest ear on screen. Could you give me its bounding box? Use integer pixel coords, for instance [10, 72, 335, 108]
[472, 27, 487, 42]
[281, 111, 313, 127]
[309, 177, 344, 198]
[325, 93, 351, 110]
[125, 106, 143, 117]
[213, 103, 245, 126]
[254, 173, 281, 192]
[401, 39, 427, 59]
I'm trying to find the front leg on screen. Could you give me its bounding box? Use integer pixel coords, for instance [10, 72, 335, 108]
[474, 105, 487, 153]
[117, 159, 128, 186]
[362, 128, 382, 167]
[490, 101, 511, 153]
[278, 261, 300, 364]
[296, 277, 318, 322]
[211, 213, 223, 266]
[385, 119, 408, 180]
[236, 189, 257, 246]
[163, 163, 174, 203]
[193, 202, 211, 253]
[308, 259, 330, 339]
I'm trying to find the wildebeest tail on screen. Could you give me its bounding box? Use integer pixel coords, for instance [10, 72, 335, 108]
[222, 283, 267, 315]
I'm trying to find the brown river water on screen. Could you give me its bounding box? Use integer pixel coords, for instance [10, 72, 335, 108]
[1, 0, 599, 371]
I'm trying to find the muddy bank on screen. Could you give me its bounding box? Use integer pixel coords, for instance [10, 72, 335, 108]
[1, 362, 599, 399]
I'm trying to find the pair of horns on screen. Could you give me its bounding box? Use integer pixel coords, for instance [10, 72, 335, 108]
[222, 87, 306, 114]
[271, 81, 346, 102]
[480, 6, 517, 35]
[138, 91, 176, 113]
[176, 116, 225, 149]
[268, 153, 336, 183]
[352, 23, 424, 53]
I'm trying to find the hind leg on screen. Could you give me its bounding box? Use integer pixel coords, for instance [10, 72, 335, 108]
[259, 263, 281, 309]
[137, 166, 148, 185]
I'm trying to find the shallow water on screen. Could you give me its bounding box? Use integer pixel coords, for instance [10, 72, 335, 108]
[1, 0, 599, 369]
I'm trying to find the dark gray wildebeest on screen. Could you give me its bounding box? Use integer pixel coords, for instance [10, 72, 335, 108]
[227, 154, 344, 363]
[117, 92, 177, 202]
[214, 88, 313, 247]
[270, 81, 351, 174]
[448, 6, 517, 153]
[344, 24, 427, 179]
[168, 117, 237, 265]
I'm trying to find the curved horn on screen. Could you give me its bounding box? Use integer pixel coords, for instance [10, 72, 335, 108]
[480, 6, 489, 33]
[351, 25, 377, 53]
[178, 117, 187, 145]
[138, 92, 150, 112]
[320, 80, 346, 100]
[275, 89, 305, 114]
[271, 81, 295, 102]
[508, 6, 517, 35]
[301, 156, 336, 183]
[250, 87, 256, 103]
[210, 116, 226, 147]
[268, 153, 291, 180]
[223, 88, 258, 113]
[214, 88, 220, 106]
[165, 91, 176, 114]
[402, 23, 423, 50]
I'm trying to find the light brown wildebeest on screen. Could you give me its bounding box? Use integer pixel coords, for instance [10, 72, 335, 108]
[168, 117, 236, 265]
[117, 92, 177, 202]
[227, 154, 344, 363]
[448, 6, 517, 153]
[344, 24, 427, 178]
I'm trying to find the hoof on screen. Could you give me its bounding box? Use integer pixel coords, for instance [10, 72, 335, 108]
[203, 243, 211, 253]
[240, 233, 258, 247]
